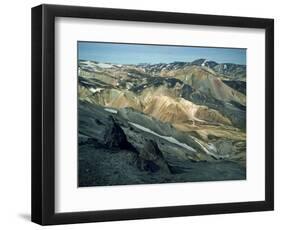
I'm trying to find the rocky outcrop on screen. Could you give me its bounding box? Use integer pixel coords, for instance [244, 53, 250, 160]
[103, 118, 132, 149]
[222, 80, 246, 94]
[137, 140, 171, 173]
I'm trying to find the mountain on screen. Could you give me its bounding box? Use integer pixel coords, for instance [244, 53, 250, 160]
[78, 58, 246, 186]
[136, 58, 246, 81]
[191, 59, 246, 81]
[156, 65, 246, 105]
[213, 63, 246, 81]
[191, 58, 218, 68]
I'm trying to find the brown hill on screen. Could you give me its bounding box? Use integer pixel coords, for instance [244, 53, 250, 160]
[80, 86, 232, 126]
[159, 66, 246, 105]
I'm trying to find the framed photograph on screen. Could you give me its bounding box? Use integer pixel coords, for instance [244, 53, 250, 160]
[31, 4, 274, 225]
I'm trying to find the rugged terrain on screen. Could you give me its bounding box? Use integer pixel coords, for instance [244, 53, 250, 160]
[78, 58, 246, 186]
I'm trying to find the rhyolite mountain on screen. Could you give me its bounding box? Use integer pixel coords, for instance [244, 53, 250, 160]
[78, 58, 246, 186]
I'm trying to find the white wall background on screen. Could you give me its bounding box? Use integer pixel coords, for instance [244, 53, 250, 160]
[0, 0, 279, 229]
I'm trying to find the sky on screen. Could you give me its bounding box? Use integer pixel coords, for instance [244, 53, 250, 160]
[78, 42, 246, 65]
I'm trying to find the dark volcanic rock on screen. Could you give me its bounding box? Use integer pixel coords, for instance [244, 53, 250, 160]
[222, 80, 246, 94]
[79, 143, 246, 186]
[78, 101, 246, 186]
[103, 118, 131, 149]
[137, 140, 171, 173]
[214, 63, 246, 80]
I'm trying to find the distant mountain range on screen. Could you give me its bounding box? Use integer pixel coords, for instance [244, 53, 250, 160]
[78, 58, 246, 186]
[136, 58, 246, 81]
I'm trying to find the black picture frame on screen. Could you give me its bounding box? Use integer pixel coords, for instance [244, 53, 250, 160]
[31, 4, 274, 225]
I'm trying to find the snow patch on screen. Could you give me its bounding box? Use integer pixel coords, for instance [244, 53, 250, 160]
[201, 59, 208, 67]
[96, 63, 113, 68]
[129, 122, 196, 153]
[89, 88, 102, 94]
[104, 108, 118, 114]
[190, 136, 218, 158]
